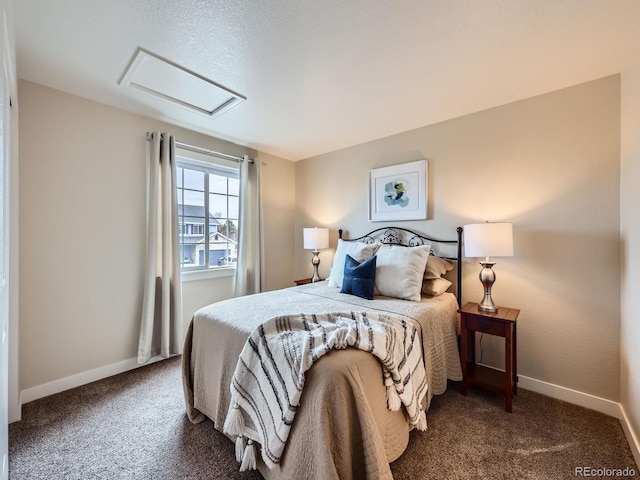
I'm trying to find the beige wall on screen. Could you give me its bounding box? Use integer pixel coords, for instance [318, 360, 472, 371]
[259, 151, 296, 290]
[296, 76, 621, 401]
[621, 39, 640, 460]
[181, 276, 234, 329]
[17, 80, 294, 392]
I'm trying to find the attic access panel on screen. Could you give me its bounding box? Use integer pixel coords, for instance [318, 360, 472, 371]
[119, 48, 245, 118]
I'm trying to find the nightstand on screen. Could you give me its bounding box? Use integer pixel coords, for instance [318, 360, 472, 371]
[459, 301, 520, 412]
[294, 278, 313, 286]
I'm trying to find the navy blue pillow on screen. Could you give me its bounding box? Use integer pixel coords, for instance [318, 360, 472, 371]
[340, 254, 377, 300]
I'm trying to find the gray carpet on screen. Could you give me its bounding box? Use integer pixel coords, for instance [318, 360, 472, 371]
[9, 357, 639, 479]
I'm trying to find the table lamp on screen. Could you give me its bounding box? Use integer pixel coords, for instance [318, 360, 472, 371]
[303, 227, 329, 283]
[464, 222, 513, 313]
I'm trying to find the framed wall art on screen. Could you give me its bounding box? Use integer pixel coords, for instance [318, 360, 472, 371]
[368, 159, 427, 222]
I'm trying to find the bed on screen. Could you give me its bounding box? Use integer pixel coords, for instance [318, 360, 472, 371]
[182, 227, 464, 480]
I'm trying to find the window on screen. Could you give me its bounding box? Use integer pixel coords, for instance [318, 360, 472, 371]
[176, 155, 239, 271]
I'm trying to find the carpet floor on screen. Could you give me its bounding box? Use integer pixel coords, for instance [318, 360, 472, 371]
[8, 356, 639, 479]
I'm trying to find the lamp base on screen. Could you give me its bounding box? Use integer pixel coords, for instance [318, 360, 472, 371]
[478, 261, 498, 313]
[311, 250, 321, 283]
[478, 298, 498, 313]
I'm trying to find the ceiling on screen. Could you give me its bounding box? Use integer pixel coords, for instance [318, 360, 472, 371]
[15, 0, 640, 161]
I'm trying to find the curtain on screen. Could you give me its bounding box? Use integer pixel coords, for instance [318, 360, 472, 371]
[138, 132, 183, 364]
[234, 155, 263, 297]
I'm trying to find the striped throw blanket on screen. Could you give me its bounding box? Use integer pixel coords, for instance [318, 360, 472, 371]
[223, 311, 429, 471]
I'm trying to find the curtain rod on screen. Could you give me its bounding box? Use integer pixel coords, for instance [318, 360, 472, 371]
[145, 132, 253, 164]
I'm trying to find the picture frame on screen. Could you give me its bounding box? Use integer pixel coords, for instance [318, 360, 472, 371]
[368, 159, 428, 222]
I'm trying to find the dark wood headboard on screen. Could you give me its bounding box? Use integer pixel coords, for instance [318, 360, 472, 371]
[338, 226, 463, 306]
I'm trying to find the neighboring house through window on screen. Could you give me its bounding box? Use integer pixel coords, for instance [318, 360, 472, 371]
[176, 154, 239, 270]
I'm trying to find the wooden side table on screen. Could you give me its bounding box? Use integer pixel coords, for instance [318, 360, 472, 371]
[458, 301, 520, 412]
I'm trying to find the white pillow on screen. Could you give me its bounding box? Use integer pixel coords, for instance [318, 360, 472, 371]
[374, 244, 431, 302]
[327, 239, 380, 289]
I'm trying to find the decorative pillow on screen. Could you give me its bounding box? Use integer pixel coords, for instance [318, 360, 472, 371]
[327, 239, 379, 289]
[340, 254, 377, 300]
[424, 256, 454, 279]
[421, 277, 453, 296]
[374, 244, 431, 302]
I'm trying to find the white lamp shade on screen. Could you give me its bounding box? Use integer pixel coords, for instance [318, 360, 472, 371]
[464, 223, 513, 258]
[303, 227, 329, 250]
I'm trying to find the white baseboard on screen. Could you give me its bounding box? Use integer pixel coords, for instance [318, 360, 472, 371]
[619, 404, 640, 469]
[518, 374, 640, 468]
[517, 375, 621, 418]
[17, 354, 170, 411]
